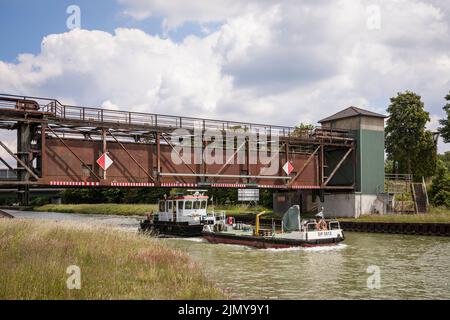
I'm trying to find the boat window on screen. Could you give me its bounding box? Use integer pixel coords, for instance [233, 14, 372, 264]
[200, 200, 207, 209]
[193, 201, 200, 209]
[178, 201, 184, 210]
[168, 201, 172, 211]
[185, 201, 192, 210]
[159, 201, 165, 212]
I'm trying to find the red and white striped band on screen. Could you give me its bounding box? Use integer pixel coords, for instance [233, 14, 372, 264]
[291, 185, 320, 189]
[50, 181, 100, 186]
[49, 181, 321, 189]
[211, 183, 247, 188]
[111, 182, 155, 187]
[160, 183, 198, 187]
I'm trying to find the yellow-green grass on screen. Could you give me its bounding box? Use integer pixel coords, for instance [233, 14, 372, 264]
[0, 219, 225, 300]
[34, 204, 158, 216]
[339, 207, 450, 223]
[34, 203, 273, 217]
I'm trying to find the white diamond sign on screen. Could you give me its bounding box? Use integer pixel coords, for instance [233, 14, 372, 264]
[283, 161, 294, 175]
[97, 153, 113, 171]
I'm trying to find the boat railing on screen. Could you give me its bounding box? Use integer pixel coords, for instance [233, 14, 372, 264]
[327, 220, 341, 230]
[209, 210, 226, 222]
[305, 219, 341, 232]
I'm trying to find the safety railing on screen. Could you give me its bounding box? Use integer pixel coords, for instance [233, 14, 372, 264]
[0, 93, 355, 142]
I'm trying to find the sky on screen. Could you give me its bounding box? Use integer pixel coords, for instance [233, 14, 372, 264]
[0, 0, 449, 156]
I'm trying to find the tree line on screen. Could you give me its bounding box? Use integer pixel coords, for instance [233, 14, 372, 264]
[57, 187, 274, 208]
[385, 91, 450, 208]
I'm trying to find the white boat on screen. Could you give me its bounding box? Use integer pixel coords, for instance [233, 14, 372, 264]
[140, 190, 219, 237]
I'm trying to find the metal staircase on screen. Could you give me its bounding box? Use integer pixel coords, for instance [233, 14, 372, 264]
[411, 180, 429, 213]
[377, 174, 429, 214]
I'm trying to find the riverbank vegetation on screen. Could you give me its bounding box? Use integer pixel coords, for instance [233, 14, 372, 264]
[34, 204, 157, 216]
[0, 219, 224, 299]
[20, 187, 274, 211]
[33, 203, 273, 217]
[340, 206, 450, 223]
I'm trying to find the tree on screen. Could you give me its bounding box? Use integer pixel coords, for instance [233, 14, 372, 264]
[385, 91, 437, 178]
[438, 92, 450, 143]
[438, 152, 450, 171]
[429, 159, 450, 208]
[292, 122, 314, 138]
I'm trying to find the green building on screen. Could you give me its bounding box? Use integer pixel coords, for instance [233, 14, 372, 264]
[319, 107, 386, 217]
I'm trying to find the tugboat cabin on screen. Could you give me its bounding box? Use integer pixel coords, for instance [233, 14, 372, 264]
[155, 190, 213, 225]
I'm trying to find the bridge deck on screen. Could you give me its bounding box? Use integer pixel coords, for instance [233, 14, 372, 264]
[0, 93, 356, 191]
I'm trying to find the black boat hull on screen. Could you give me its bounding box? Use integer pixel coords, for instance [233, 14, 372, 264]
[202, 231, 345, 249]
[140, 220, 204, 237]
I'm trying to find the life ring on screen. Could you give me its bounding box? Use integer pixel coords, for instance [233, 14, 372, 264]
[319, 219, 328, 231]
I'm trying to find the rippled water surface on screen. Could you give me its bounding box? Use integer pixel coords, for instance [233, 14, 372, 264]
[6, 210, 450, 299]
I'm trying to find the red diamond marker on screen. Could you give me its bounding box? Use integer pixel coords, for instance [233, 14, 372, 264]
[97, 153, 113, 171]
[283, 161, 294, 175]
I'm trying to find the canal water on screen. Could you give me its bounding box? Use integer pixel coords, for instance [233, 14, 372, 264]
[4, 210, 450, 300]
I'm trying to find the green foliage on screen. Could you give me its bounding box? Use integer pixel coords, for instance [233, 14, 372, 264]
[438, 152, 450, 171]
[385, 91, 437, 178]
[60, 187, 167, 204]
[438, 92, 450, 143]
[292, 122, 314, 137]
[56, 187, 274, 211]
[429, 159, 450, 208]
[385, 159, 394, 174]
[29, 196, 51, 207]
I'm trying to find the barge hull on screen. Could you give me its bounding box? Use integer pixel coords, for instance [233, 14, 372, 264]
[202, 232, 343, 249]
[141, 221, 204, 237]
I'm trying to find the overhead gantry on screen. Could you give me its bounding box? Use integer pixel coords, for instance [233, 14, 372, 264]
[0, 93, 356, 204]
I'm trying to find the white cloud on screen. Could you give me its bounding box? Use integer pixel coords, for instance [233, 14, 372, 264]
[118, 0, 273, 30]
[1, 0, 450, 157]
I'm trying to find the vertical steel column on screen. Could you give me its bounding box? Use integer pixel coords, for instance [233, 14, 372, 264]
[102, 129, 107, 180]
[40, 124, 47, 178]
[17, 122, 32, 205]
[156, 132, 161, 182]
[201, 137, 206, 184]
[246, 137, 250, 183]
[320, 144, 325, 186]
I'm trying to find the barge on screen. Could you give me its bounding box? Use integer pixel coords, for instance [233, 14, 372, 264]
[202, 206, 345, 249]
[140, 190, 219, 237]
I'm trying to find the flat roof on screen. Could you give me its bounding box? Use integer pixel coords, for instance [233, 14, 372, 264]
[319, 106, 387, 123]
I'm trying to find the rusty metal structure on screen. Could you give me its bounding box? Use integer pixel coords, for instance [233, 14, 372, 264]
[0, 93, 356, 204]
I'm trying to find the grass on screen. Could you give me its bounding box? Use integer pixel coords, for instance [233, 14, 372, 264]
[339, 206, 450, 223]
[34, 204, 158, 216]
[34, 203, 275, 217]
[0, 219, 224, 300]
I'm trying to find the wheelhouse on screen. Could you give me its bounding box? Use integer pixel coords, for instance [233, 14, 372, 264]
[155, 190, 213, 224]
